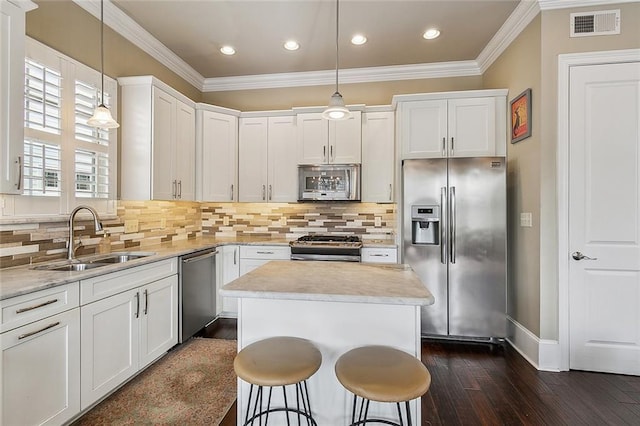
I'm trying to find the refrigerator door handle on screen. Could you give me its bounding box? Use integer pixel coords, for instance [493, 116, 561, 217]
[441, 186, 447, 264]
[450, 186, 456, 263]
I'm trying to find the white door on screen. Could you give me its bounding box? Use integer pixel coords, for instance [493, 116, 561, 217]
[1, 309, 80, 426]
[238, 117, 268, 202]
[152, 88, 176, 200]
[268, 116, 298, 202]
[361, 111, 394, 202]
[175, 100, 195, 200]
[80, 289, 139, 409]
[330, 110, 362, 163]
[447, 97, 496, 157]
[399, 100, 447, 159]
[199, 110, 238, 201]
[569, 61, 640, 375]
[139, 276, 178, 368]
[297, 113, 328, 164]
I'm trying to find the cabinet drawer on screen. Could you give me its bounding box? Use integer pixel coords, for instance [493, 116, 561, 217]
[361, 247, 398, 264]
[1, 282, 79, 333]
[81, 258, 178, 305]
[240, 245, 291, 260]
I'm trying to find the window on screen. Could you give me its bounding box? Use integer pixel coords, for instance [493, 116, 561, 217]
[8, 37, 118, 218]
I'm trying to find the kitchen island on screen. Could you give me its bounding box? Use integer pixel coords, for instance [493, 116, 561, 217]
[220, 260, 434, 426]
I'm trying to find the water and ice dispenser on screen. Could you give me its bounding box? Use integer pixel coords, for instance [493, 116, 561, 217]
[411, 205, 440, 245]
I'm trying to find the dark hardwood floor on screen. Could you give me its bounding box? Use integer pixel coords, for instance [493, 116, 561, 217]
[201, 318, 640, 425]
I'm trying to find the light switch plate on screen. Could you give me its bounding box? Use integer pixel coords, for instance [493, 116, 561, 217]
[520, 212, 533, 228]
[374, 216, 382, 227]
[223, 216, 230, 226]
[279, 216, 287, 226]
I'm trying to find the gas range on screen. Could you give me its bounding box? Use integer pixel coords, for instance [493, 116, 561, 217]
[290, 235, 363, 262]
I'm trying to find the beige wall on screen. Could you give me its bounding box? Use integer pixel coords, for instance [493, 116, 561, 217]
[26, 0, 201, 102]
[484, 3, 640, 341]
[483, 16, 542, 336]
[202, 76, 483, 111]
[537, 2, 640, 340]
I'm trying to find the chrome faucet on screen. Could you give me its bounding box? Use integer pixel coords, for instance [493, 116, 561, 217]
[67, 205, 103, 260]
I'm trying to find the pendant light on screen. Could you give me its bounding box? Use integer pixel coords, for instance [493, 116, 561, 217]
[87, 0, 119, 129]
[322, 0, 350, 121]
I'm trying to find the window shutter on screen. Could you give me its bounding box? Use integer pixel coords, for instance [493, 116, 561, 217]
[24, 59, 62, 134]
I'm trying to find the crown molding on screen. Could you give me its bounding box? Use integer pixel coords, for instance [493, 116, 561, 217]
[202, 61, 482, 92]
[477, 0, 541, 73]
[72, 0, 635, 93]
[71, 0, 204, 90]
[537, 0, 639, 10]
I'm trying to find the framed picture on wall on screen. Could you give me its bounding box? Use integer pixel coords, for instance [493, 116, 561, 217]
[510, 88, 532, 143]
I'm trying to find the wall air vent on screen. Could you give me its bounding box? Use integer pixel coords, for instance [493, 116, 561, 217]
[570, 9, 620, 37]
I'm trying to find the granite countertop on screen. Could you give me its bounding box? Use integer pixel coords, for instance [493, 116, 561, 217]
[220, 260, 433, 306]
[0, 237, 398, 300]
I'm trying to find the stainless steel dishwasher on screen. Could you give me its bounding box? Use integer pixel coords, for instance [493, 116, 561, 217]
[179, 248, 217, 343]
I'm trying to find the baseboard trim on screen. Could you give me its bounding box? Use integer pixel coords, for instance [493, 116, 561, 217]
[506, 316, 562, 371]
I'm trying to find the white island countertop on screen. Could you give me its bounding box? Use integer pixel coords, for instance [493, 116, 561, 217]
[220, 260, 434, 306]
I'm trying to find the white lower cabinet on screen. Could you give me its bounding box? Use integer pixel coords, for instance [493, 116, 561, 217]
[361, 247, 398, 264]
[217, 245, 291, 316]
[218, 245, 240, 316]
[239, 245, 291, 275]
[80, 262, 178, 410]
[1, 308, 80, 426]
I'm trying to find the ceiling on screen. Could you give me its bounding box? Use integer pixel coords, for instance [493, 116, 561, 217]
[110, 0, 521, 80]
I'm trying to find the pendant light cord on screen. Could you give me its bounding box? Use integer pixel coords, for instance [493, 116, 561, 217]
[100, 0, 105, 106]
[334, 0, 339, 94]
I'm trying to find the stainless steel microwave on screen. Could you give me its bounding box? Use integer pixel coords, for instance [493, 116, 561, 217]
[298, 164, 360, 201]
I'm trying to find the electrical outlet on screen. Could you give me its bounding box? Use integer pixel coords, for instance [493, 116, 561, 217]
[520, 212, 532, 228]
[279, 216, 287, 226]
[223, 216, 230, 226]
[159, 217, 166, 229]
[374, 216, 382, 227]
[124, 219, 139, 233]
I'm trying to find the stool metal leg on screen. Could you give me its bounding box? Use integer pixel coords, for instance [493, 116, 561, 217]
[264, 386, 273, 425]
[282, 386, 291, 426]
[396, 403, 403, 426]
[405, 401, 411, 426]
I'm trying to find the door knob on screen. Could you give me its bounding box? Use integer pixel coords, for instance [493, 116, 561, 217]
[572, 251, 597, 261]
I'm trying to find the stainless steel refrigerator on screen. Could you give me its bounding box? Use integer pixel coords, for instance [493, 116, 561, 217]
[402, 157, 506, 339]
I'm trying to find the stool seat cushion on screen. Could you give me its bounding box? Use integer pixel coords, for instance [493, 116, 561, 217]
[335, 346, 431, 403]
[234, 336, 322, 387]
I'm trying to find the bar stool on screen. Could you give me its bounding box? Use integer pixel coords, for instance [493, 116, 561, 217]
[335, 345, 431, 426]
[234, 336, 322, 425]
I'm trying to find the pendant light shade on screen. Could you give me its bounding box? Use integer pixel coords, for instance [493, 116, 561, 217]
[322, 92, 350, 120]
[87, 104, 119, 128]
[322, 0, 350, 121]
[88, 0, 119, 129]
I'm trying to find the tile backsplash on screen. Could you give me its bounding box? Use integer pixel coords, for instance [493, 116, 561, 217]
[201, 202, 396, 240]
[0, 201, 396, 269]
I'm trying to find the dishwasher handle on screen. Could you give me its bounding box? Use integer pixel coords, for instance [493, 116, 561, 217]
[181, 250, 218, 264]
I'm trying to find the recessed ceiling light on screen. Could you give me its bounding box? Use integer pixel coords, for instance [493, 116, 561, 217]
[351, 34, 367, 45]
[284, 40, 300, 51]
[423, 29, 440, 40]
[220, 45, 236, 55]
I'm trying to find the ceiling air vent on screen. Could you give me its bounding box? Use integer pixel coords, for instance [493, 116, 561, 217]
[570, 9, 620, 37]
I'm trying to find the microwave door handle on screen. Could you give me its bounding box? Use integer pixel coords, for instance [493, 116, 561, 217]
[323, 146, 327, 162]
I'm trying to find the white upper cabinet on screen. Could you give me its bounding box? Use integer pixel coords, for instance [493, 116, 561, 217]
[267, 116, 298, 202]
[0, 0, 36, 194]
[297, 111, 362, 164]
[362, 111, 395, 203]
[396, 90, 507, 159]
[119, 76, 196, 200]
[196, 105, 239, 202]
[239, 115, 297, 202]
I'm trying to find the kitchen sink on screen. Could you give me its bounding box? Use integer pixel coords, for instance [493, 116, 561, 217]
[33, 262, 107, 272]
[31, 252, 156, 271]
[88, 252, 156, 264]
